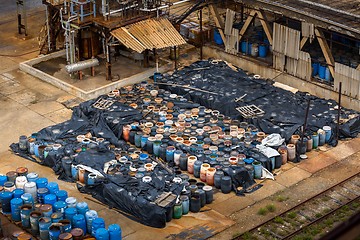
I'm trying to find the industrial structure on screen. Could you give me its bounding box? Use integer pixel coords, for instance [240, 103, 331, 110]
[36, 0, 360, 110]
[1, 0, 360, 238]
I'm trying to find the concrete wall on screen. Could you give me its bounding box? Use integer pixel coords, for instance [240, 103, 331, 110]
[204, 46, 360, 111]
[20, 51, 172, 100]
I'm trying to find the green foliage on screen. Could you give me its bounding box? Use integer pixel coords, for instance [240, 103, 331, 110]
[266, 204, 276, 212]
[258, 208, 268, 215]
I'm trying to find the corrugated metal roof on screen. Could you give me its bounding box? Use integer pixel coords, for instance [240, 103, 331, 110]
[238, 0, 360, 38]
[111, 18, 186, 53]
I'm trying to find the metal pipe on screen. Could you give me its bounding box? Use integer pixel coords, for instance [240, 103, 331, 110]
[336, 82, 342, 141]
[63, 0, 67, 14]
[65, 58, 99, 73]
[103, 4, 138, 16]
[199, 8, 203, 60]
[139, 0, 190, 12]
[299, 98, 311, 155]
[45, 7, 51, 52]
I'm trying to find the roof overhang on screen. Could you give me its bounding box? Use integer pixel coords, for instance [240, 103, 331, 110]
[111, 18, 187, 53]
[236, 0, 360, 39]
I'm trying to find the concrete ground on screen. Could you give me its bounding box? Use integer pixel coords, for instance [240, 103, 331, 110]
[0, 4, 360, 240]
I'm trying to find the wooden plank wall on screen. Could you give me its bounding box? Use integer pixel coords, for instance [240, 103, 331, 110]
[273, 23, 311, 81]
[334, 63, 360, 99]
[224, 9, 239, 54]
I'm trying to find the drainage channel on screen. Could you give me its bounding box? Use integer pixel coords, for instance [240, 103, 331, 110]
[234, 172, 360, 240]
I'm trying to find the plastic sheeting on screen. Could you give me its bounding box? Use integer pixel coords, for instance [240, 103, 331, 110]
[158, 60, 360, 141]
[10, 95, 184, 228]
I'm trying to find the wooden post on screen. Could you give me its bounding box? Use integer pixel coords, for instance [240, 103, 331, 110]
[238, 10, 257, 43]
[144, 49, 149, 68]
[336, 82, 342, 141]
[174, 46, 178, 71]
[209, 5, 226, 44]
[256, 10, 273, 45]
[78, 70, 83, 80]
[240, 4, 244, 22]
[200, 8, 203, 60]
[315, 28, 335, 78]
[105, 32, 112, 81]
[91, 66, 95, 76]
[300, 36, 308, 50]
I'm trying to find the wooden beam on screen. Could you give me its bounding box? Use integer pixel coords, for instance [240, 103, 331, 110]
[256, 10, 273, 45]
[209, 4, 226, 44]
[315, 28, 335, 77]
[238, 10, 257, 43]
[300, 36, 308, 50]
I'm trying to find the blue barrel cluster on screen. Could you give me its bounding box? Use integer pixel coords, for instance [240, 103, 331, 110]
[0, 169, 122, 240]
[311, 58, 332, 82]
[240, 38, 269, 58]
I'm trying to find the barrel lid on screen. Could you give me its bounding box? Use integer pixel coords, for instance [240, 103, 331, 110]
[27, 172, 39, 178]
[10, 197, 23, 204]
[39, 217, 51, 223]
[59, 233, 73, 240]
[30, 211, 42, 217]
[56, 190, 67, 196]
[51, 212, 63, 219]
[16, 167, 28, 174]
[36, 177, 48, 183]
[73, 213, 85, 220]
[202, 186, 213, 191]
[70, 228, 84, 237]
[54, 201, 66, 207]
[85, 209, 98, 217]
[108, 223, 121, 232]
[96, 228, 108, 234]
[322, 126, 331, 131]
[17, 233, 32, 240]
[4, 182, 14, 187]
[37, 187, 49, 194]
[24, 181, 36, 188]
[58, 219, 71, 225]
[0, 191, 13, 198]
[93, 217, 105, 224]
[20, 204, 33, 210]
[45, 194, 56, 200]
[47, 182, 58, 187]
[65, 207, 77, 214]
[40, 204, 52, 211]
[12, 230, 25, 238]
[76, 201, 88, 208]
[65, 196, 77, 203]
[13, 188, 25, 194]
[6, 171, 17, 177]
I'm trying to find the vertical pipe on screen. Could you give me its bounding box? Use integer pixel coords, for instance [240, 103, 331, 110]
[46, 7, 51, 52]
[154, 48, 159, 72]
[199, 8, 203, 60]
[336, 82, 342, 141]
[300, 98, 311, 151]
[106, 33, 112, 80]
[23, 0, 27, 36]
[241, 4, 244, 22]
[174, 46, 177, 71]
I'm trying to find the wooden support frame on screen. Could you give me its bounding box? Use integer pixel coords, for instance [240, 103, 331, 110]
[256, 10, 273, 45]
[300, 36, 308, 50]
[315, 28, 335, 77]
[238, 10, 257, 43]
[209, 4, 226, 44]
